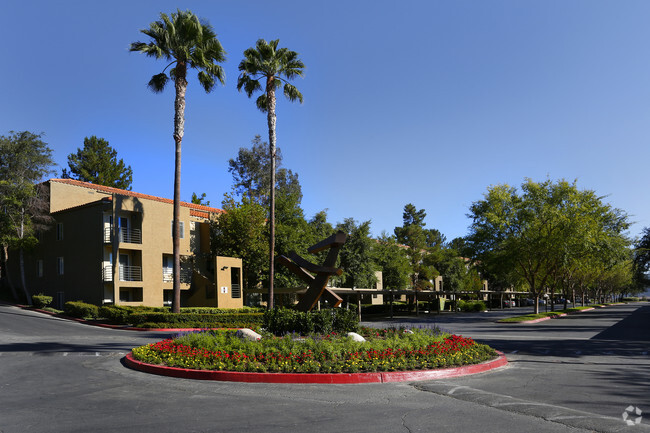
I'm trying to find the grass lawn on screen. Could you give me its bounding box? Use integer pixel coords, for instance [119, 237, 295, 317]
[498, 305, 611, 323]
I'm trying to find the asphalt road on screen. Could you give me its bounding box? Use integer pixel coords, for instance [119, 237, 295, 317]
[1, 303, 648, 433]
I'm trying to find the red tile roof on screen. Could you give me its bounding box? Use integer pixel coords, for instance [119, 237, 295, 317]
[49, 178, 224, 215]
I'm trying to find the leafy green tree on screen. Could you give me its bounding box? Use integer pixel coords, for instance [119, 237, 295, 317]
[596, 258, 634, 301]
[131, 9, 226, 313]
[62, 136, 133, 190]
[633, 227, 650, 291]
[467, 178, 630, 313]
[394, 204, 438, 290]
[237, 39, 305, 309]
[0, 131, 54, 304]
[273, 190, 311, 291]
[436, 249, 465, 292]
[191, 192, 210, 206]
[223, 137, 310, 304]
[335, 218, 377, 289]
[447, 237, 469, 256]
[307, 211, 334, 243]
[228, 135, 302, 207]
[211, 194, 267, 292]
[372, 233, 410, 291]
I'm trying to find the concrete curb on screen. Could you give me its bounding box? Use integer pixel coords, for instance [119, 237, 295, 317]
[123, 351, 508, 384]
[500, 305, 613, 324]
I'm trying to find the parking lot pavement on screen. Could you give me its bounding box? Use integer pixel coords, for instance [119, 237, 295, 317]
[1, 303, 648, 432]
[363, 303, 650, 429]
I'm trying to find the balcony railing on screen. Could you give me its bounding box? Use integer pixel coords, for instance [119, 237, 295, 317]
[162, 267, 192, 284]
[104, 226, 142, 244]
[102, 265, 142, 282]
[102, 265, 113, 282]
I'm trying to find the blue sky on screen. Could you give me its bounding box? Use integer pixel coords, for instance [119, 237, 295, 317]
[2, 0, 649, 241]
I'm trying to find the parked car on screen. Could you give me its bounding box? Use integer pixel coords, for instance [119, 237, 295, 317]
[503, 299, 516, 307]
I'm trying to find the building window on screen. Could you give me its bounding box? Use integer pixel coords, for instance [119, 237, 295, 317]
[56, 223, 63, 241]
[38, 260, 43, 277]
[57, 257, 64, 275]
[170, 220, 185, 239]
[120, 288, 143, 302]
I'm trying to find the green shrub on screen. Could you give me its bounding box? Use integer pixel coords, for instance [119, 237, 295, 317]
[455, 300, 486, 312]
[263, 308, 359, 336]
[179, 307, 265, 314]
[332, 308, 359, 333]
[128, 312, 263, 328]
[32, 294, 53, 309]
[98, 305, 165, 324]
[64, 301, 99, 319]
[359, 304, 385, 314]
[98, 305, 133, 324]
[471, 301, 487, 312]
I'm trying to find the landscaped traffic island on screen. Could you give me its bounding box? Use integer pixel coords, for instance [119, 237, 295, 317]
[127, 327, 502, 383]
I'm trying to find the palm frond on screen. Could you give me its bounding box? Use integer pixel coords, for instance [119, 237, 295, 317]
[132, 9, 227, 94]
[147, 73, 169, 93]
[256, 94, 268, 113]
[197, 70, 215, 93]
[237, 74, 262, 96]
[283, 83, 303, 104]
[237, 38, 304, 106]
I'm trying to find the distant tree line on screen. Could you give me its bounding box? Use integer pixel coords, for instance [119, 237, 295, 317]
[211, 135, 487, 308]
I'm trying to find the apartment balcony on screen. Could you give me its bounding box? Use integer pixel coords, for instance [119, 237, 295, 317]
[102, 265, 142, 282]
[103, 226, 142, 244]
[162, 267, 192, 284]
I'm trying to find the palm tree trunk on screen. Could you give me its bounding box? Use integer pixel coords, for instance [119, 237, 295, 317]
[266, 78, 277, 310]
[171, 65, 187, 314]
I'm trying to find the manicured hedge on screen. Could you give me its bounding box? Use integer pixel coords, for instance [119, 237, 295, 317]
[95, 305, 266, 326]
[263, 308, 359, 336]
[97, 305, 162, 323]
[32, 294, 53, 309]
[178, 307, 265, 314]
[64, 301, 99, 319]
[128, 312, 264, 328]
[457, 300, 487, 312]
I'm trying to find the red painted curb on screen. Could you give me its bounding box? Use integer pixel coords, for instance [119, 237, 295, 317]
[123, 351, 507, 384]
[500, 306, 611, 324]
[522, 316, 550, 323]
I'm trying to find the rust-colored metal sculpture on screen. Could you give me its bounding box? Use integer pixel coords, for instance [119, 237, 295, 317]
[277, 231, 347, 311]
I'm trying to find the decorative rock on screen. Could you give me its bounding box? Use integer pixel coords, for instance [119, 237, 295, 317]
[236, 328, 262, 341]
[347, 332, 366, 342]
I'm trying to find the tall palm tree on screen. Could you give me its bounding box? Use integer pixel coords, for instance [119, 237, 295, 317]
[237, 39, 304, 310]
[131, 10, 226, 313]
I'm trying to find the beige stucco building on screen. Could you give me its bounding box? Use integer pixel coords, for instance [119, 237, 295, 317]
[14, 179, 243, 309]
